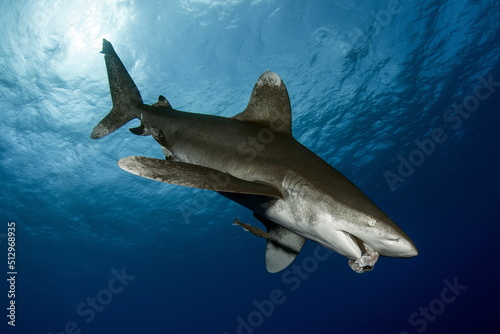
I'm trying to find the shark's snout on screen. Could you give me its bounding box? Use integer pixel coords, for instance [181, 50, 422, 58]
[396, 237, 419, 258]
[376, 234, 418, 258]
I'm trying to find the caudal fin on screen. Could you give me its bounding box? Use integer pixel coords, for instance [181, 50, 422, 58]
[91, 39, 143, 139]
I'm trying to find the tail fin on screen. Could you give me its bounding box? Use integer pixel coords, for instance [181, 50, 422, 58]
[91, 39, 143, 139]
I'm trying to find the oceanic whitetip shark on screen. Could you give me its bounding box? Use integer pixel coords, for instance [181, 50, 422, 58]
[91, 39, 417, 273]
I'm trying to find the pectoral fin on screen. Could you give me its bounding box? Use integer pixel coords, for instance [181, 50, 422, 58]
[254, 213, 306, 273]
[118, 156, 283, 198]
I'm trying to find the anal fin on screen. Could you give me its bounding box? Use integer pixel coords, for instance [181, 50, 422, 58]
[129, 125, 150, 136]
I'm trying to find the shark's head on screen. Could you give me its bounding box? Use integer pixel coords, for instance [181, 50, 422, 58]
[277, 175, 418, 267]
[308, 194, 418, 266]
[359, 216, 418, 258]
[342, 209, 418, 259]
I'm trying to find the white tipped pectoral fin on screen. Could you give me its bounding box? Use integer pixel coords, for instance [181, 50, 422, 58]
[118, 156, 282, 198]
[253, 214, 306, 273]
[265, 235, 306, 273]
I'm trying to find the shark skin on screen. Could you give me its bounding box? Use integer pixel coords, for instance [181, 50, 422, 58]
[92, 39, 418, 273]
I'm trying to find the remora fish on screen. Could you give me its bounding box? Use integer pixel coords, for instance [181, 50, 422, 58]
[233, 218, 273, 240]
[91, 39, 418, 273]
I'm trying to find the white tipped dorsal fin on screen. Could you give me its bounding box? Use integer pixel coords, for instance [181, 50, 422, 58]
[232, 71, 292, 136]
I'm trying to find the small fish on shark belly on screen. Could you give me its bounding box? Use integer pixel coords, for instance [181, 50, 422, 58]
[91, 39, 418, 274]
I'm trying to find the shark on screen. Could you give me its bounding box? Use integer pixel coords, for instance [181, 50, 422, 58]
[91, 39, 418, 273]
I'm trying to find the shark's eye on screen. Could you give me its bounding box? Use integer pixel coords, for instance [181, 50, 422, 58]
[368, 218, 377, 227]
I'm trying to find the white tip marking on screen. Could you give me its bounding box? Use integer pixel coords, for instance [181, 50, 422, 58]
[258, 71, 282, 87]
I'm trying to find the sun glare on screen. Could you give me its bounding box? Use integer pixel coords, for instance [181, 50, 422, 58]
[64, 1, 125, 57]
[39, 0, 133, 75]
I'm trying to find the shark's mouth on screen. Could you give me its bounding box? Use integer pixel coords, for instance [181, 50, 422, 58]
[320, 230, 380, 273]
[348, 237, 380, 273]
[348, 250, 380, 273]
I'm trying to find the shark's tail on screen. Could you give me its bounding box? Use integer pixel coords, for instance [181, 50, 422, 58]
[91, 39, 143, 139]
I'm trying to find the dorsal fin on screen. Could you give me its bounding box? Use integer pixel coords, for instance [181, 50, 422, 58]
[152, 95, 171, 108]
[129, 95, 171, 136]
[232, 71, 292, 136]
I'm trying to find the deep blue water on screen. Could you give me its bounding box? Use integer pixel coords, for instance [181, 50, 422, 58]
[1, 1, 499, 333]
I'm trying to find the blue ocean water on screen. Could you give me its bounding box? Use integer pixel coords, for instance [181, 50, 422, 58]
[1, 0, 499, 333]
